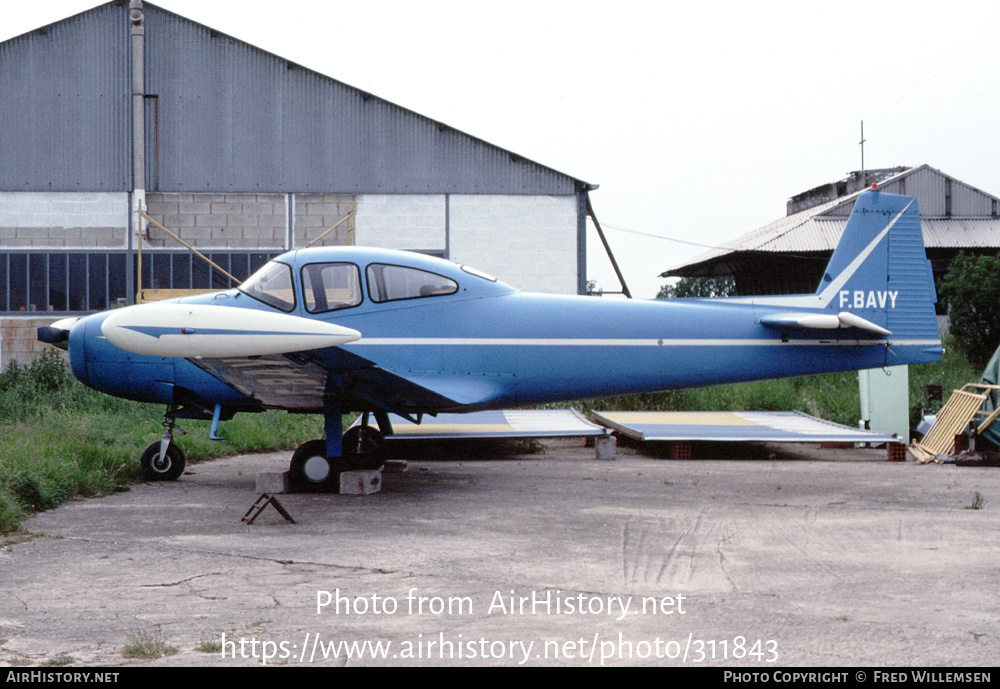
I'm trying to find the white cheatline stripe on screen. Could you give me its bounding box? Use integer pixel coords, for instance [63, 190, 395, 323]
[349, 338, 940, 347]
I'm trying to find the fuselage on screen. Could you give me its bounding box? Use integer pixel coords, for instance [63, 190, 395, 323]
[67, 246, 942, 415]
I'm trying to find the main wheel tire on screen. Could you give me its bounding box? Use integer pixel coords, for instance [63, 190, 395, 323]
[289, 439, 338, 493]
[140, 441, 186, 481]
[342, 425, 386, 470]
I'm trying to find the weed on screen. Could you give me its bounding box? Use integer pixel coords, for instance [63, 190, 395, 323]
[510, 438, 546, 454]
[122, 629, 177, 659]
[965, 492, 985, 510]
[198, 639, 223, 653]
[1, 531, 41, 547]
[41, 654, 74, 667]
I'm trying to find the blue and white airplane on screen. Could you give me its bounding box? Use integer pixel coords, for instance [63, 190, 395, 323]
[38, 189, 942, 490]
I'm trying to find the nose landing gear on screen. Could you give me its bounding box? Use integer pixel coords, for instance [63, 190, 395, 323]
[140, 415, 187, 481]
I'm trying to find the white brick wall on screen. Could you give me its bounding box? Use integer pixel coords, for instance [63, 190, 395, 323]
[0, 192, 129, 248]
[146, 193, 287, 249]
[0, 192, 127, 228]
[354, 194, 579, 294]
[449, 195, 578, 294]
[293, 194, 355, 247]
[0, 317, 62, 370]
[354, 195, 446, 251]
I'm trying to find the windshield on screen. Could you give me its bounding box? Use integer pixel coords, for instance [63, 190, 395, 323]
[238, 261, 296, 311]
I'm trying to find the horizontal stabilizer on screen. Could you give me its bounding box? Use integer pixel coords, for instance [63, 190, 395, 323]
[760, 312, 892, 336]
[102, 303, 361, 358]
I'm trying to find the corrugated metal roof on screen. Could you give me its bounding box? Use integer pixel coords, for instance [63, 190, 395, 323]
[663, 165, 1000, 277]
[0, 1, 591, 195]
[661, 195, 851, 274]
[0, 2, 130, 191]
[921, 218, 1000, 248]
[141, 3, 586, 194]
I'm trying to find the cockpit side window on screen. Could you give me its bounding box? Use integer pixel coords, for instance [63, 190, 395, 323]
[238, 261, 295, 312]
[301, 262, 363, 313]
[366, 264, 458, 303]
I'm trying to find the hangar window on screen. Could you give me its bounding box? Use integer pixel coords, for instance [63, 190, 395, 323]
[0, 250, 283, 315]
[302, 262, 362, 313]
[0, 252, 128, 313]
[140, 251, 277, 293]
[366, 264, 458, 303]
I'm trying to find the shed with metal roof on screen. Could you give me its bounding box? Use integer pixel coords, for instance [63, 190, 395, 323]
[662, 165, 1000, 298]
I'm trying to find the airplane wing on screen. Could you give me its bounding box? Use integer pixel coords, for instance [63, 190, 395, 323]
[759, 311, 892, 336]
[100, 302, 506, 414]
[188, 347, 496, 414]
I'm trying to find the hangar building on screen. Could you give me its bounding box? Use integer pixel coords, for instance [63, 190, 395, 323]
[661, 164, 1000, 439]
[0, 1, 599, 368]
[661, 165, 1000, 302]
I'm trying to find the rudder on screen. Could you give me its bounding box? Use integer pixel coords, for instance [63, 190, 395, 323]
[817, 189, 941, 361]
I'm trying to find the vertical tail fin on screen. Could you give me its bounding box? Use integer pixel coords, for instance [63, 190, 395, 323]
[816, 189, 940, 350]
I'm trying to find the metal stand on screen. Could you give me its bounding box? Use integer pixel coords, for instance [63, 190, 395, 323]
[242, 493, 296, 524]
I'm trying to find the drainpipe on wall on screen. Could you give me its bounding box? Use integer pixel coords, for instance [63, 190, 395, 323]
[129, 1, 146, 303]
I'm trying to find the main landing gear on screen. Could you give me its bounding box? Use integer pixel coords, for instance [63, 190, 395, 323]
[288, 410, 389, 493]
[136, 405, 389, 492]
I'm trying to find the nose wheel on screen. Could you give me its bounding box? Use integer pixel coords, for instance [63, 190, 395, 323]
[140, 440, 186, 481]
[139, 412, 187, 481]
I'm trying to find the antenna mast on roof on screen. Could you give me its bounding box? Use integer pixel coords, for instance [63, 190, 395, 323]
[859, 120, 866, 181]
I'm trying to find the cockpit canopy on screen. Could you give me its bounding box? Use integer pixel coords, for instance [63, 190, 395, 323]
[238, 253, 499, 313]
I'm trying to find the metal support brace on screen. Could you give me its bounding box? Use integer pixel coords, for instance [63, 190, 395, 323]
[586, 193, 632, 299]
[375, 410, 393, 437]
[324, 401, 343, 459]
[209, 403, 227, 441]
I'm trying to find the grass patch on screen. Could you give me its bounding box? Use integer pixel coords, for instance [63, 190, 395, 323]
[40, 654, 75, 667]
[198, 638, 223, 653]
[0, 351, 321, 533]
[121, 629, 177, 660]
[569, 342, 977, 428]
